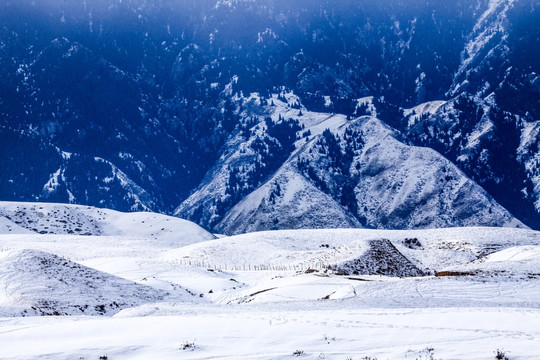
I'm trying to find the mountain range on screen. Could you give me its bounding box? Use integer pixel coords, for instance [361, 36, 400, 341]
[1, 0, 539, 233]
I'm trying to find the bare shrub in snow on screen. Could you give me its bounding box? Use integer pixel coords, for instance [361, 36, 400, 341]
[180, 341, 197, 351]
[495, 349, 509, 360]
[413, 347, 438, 360]
[323, 334, 336, 344]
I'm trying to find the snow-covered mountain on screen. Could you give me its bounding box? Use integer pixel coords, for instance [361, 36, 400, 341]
[404, 95, 540, 228]
[177, 94, 523, 234]
[1, 1, 539, 356]
[399, 0, 540, 227]
[1, 0, 539, 230]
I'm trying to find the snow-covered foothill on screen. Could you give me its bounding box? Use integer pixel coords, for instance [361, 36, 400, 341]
[441, 245, 540, 279]
[0, 201, 215, 243]
[162, 227, 540, 274]
[0, 249, 166, 316]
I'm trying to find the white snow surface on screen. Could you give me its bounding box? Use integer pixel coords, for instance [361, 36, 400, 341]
[0, 216, 32, 235]
[1, 202, 540, 359]
[443, 245, 540, 278]
[1, 307, 539, 360]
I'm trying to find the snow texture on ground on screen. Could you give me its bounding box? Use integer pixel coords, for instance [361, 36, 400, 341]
[0, 202, 539, 359]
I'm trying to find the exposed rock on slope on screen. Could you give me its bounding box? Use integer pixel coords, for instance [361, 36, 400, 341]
[331, 239, 425, 277]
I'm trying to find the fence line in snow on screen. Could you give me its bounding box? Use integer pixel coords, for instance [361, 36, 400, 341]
[171, 258, 332, 272]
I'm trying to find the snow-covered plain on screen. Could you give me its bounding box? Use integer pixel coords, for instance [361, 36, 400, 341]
[1, 202, 540, 359]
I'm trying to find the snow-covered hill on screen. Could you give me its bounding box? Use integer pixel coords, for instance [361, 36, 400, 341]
[0, 249, 166, 316]
[163, 227, 540, 274]
[162, 229, 424, 277]
[0, 201, 215, 243]
[442, 245, 540, 279]
[0, 216, 32, 235]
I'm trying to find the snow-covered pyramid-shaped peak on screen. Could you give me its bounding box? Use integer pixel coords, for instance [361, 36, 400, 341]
[0, 249, 166, 316]
[206, 113, 523, 234]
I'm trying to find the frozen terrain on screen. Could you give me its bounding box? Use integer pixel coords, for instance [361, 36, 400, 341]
[0, 202, 539, 359]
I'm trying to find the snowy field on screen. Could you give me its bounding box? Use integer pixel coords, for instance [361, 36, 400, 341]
[1, 202, 540, 359]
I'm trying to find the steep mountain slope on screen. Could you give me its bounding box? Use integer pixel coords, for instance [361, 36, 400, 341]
[404, 95, 540, 228]
[519, 121, 540, 212]
[449, 0, 539, 120]
[176, 93, 363, 232]
[216, 165, 362, 234]
[395, 0, 540, 228]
